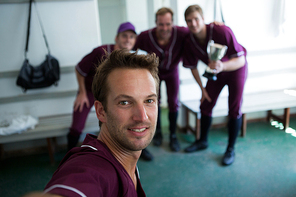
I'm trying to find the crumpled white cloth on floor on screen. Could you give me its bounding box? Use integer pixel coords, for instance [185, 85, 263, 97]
[0, 115, 38, 135]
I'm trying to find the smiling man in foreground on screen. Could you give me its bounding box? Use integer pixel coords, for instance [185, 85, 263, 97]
[43, 50, 159, 197]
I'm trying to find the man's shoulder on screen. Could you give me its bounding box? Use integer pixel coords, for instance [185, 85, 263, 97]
[138, 28, 154, 37]
[134, 29, 155, 48]
[59, 136, 120, 175]
[175, 25, 189, 33]
[93, 44, 114, 52]
[212, 24, 233, 35]
[44, 147, 123, 196]
[173, 26, 190, 40]
[61, 147, 119, 175]
[84, 44, 115, 59]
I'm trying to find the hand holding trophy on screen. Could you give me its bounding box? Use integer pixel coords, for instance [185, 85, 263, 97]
[203, 40, 228, 81]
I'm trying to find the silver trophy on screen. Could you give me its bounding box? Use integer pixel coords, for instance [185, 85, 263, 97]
[203, 40, 228, 81]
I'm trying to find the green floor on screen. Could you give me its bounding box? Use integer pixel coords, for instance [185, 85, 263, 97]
[1, 110, 296, 197]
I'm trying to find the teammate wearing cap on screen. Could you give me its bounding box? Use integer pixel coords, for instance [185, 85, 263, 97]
[67, 22, 139, 150]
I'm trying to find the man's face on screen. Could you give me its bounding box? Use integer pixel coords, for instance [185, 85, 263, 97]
[156, 13, 173, 40]
[185, 11, 205, 35]
[115, 30, 137, 51]
[103, 68, 158, 151]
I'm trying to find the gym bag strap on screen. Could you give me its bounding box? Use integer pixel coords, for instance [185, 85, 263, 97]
[16, 0, 60, 93]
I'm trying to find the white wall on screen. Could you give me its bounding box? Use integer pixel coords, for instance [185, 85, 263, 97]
[0, 0, 101, 72]
[97, 0, 126, 44]
[0, 0, 100, 118]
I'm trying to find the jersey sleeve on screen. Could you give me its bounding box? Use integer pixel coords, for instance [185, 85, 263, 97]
[217, 25, 246, 59]
[76, 47, 104, 77]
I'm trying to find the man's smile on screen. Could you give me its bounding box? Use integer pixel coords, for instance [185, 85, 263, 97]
[129, 127, 149, 133]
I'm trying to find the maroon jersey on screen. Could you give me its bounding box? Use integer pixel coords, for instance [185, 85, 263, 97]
[134, 26, 189, 78]
[76, 45, 114, 91]
[44, 134, 145, 197]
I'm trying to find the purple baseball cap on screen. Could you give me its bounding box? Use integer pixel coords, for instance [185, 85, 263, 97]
[117, 22, 137, 35]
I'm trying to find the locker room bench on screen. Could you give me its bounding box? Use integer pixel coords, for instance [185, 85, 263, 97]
[181, 89, 296, 139]
[0, 111, 99, 164]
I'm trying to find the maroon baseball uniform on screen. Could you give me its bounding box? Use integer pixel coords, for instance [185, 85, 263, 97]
[44, 134, 146, 197]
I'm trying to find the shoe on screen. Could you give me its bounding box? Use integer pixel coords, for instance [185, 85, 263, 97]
[140, 149, 153, 161]
[184, 140, 208, 153]
[169, 137, 180, 152]
[222, 148, 235, 165]
[153, 132, 162, 146]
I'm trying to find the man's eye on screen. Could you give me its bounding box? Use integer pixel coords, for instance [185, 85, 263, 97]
[146, 99, 154, 104]
[119, 101, 129, 105]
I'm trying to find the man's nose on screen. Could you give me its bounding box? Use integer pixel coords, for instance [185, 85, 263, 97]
[133, 104, 148, 121]
[192, 20, 197, 26]
[163, 25, 169, 31]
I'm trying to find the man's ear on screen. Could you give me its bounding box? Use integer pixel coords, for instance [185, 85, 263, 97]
[94, 100, 106, 123]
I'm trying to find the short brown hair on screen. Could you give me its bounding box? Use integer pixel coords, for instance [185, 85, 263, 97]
[155, 7, 174, 22]
[184, 4, 204, 20]
[92, 49, 159, 111]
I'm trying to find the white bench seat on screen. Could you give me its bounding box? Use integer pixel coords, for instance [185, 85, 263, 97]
[0, 111, 99, 163]
[181, 89, 296, 139]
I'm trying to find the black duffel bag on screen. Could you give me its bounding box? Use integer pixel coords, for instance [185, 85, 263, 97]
[17, 55, 60, 92]
[16, 0, 60, 92]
